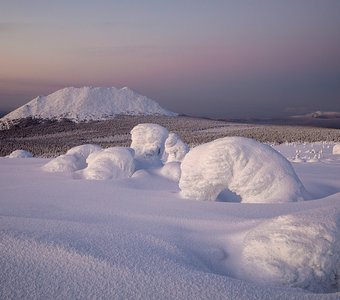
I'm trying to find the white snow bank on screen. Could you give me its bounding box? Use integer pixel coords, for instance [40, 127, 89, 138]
[240, 206, 340, 293]
[179, 137, 307, 203]
[131, 123, 169, 167]
[80, 147, 135, 180]
[333, 144, 340, 155]
[163, 133, 189, 163]
[6, 150, 33, 158]
[43, 144, 102, 173]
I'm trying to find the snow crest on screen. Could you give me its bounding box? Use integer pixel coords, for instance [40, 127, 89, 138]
[2, 87, 176, 122]
[179, 137, 307, 203]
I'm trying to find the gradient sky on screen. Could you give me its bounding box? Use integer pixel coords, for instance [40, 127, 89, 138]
[1, 0, 340, 118]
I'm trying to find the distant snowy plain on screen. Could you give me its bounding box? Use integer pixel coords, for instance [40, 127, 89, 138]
[1, 142, 340, 299]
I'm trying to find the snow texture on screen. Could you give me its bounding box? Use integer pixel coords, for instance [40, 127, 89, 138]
[80, 147, 135, 180]
[42, 144, 102, 173]
[179, 137, 307, 203]
[1, 86, 176, 122]
[1, 142, 340, 299]
[333, 144, 340, 155]
[159, 161, 182, 181]
[130, 123, 169, 167]
[163, 132, 189, 163]
[241, 206, 340, 293]
[6, 149, 33, 158]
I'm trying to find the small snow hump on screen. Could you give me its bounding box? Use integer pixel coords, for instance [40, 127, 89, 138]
[333, 144, 340, 155]
[179, 137, 308, 203]
[6, 149, 33, 158]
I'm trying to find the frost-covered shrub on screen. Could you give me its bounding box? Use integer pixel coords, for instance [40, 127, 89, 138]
[163, 133, 189, 163]
[179, 137, 307, 203]
[333, 144, 340, 155]
[130, 123, 169, 167]
[66, 144, 102, 160]
[6, 149, 33, 158]
[241, 207, 340, 293]
[43, 154, 86, 173]
[160, 162, 182, 182]
[42, 144, 102, 172]
[81, 147, 135, 180]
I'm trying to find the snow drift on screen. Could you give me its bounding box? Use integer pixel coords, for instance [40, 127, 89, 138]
[240, 206, 340, 293]
[179, 137, 307, 203]
[6, 150, 33, 158]
[1, 86, 176, 122]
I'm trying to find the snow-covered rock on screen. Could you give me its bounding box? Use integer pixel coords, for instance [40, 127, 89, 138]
[1, 86, 176, 123]
[240, 206, 340, 293]
[179, 137, 307, 203]
[333, 144, 340, 155]
[81, 147, 135, 180]
[131, 123, 169, 167]
[43, 144, 102, 173]
[163, 133, 189, 163]
[6, 150, 33, 158]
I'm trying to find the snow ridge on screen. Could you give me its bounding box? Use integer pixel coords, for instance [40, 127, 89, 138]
[1, 87, 176, 122]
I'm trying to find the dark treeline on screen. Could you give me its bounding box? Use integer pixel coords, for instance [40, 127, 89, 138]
[1, 116, 340, 157]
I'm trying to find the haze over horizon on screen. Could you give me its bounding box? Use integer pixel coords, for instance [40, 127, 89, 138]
[1, 1, 340, 119]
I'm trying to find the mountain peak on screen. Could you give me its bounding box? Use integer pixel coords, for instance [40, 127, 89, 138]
[1, 86, 177, 123]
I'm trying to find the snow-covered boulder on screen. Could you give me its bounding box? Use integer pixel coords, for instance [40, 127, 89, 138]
[240, 207, 340, 293]
[6, 150, 33, 158]
[81, 147, 135, 180]
[179, 137, 307, 203]
[130, 124, 169, 167]
[333, 144, 340, 155]
[163, 133, 189, 163]
[43, 144, 102, 173]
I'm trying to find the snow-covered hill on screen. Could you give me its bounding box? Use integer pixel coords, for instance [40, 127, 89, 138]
[1, 87, 176, 123]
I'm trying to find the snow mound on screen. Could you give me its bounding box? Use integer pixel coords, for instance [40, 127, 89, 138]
[6, 150, 33, 158]
[81, 147, 135, 180]
[241, 207, 340, 293]
[43, 144, 102, 173]
[333, 144, 340, 155]
[163, 133, 189, 163]
[131, 124, 169, 167]
[1, 86, 176, 122]
[179, 137, 307, 203]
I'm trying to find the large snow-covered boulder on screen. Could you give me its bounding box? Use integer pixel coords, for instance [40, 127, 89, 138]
[130, 124, 169, 167]
[43, 144, 102, 173]
[6, 150, 33, 158]
[179, 137, 307, 203]
[81, 147, 135, 180]
[163, 133, 189, 163]
[240, 207, 340, 293]
[333, 144, 340, 155]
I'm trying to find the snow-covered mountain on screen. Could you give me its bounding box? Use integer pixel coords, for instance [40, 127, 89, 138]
[291, 111, 340, 119]
[1, 87, 176, 123]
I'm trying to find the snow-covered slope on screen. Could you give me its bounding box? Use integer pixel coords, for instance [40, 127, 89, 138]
[1, 87, 176, 122]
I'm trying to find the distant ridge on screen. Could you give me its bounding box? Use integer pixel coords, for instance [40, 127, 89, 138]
[1, 87, 177, 124]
